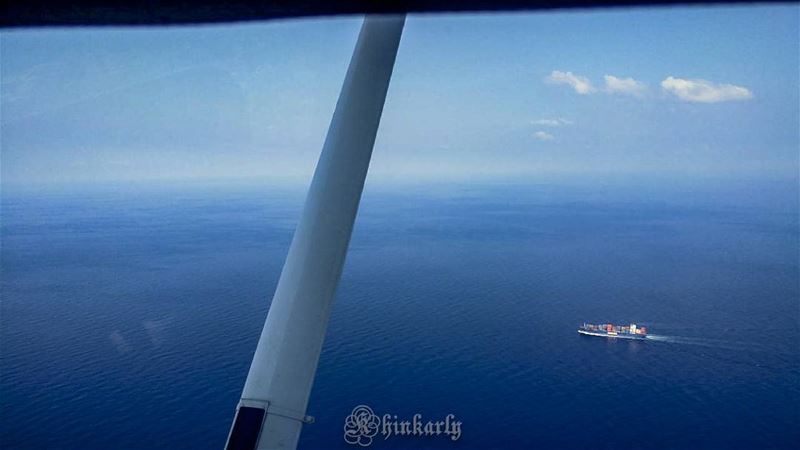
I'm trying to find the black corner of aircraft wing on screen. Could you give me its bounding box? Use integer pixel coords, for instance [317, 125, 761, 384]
[1, 0, 791, 28]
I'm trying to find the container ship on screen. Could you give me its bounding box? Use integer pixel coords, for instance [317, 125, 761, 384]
[578, 323, 647, 340]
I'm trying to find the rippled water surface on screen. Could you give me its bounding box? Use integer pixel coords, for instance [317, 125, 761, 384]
[2, 180, 798, 449]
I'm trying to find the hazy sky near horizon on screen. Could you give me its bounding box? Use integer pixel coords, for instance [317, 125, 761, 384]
[1, 5, 798, 185]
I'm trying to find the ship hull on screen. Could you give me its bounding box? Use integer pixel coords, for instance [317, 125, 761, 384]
[578, 329, 647, 340]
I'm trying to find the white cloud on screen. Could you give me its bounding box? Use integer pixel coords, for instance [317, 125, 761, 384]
[603, 75, 647, 97]
[533, 131, 555, 141]
[543, 71, 753, 104]
[531, 118, 573, 127]
[545, 70, 595, 94]
[661, 76, 753, 103]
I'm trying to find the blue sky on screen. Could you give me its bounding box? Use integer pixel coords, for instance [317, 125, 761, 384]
[1, 5, 798, 185]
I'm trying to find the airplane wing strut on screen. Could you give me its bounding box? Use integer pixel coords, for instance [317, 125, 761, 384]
[225, 14, 406, 450]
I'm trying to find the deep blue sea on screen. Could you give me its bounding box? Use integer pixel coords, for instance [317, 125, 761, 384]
[2, 178, 798, 449]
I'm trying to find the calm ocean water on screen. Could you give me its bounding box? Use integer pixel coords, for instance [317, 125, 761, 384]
[2, 179, 798, 449]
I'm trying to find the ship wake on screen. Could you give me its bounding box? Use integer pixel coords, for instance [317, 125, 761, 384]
[645, 334, 769, 352]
